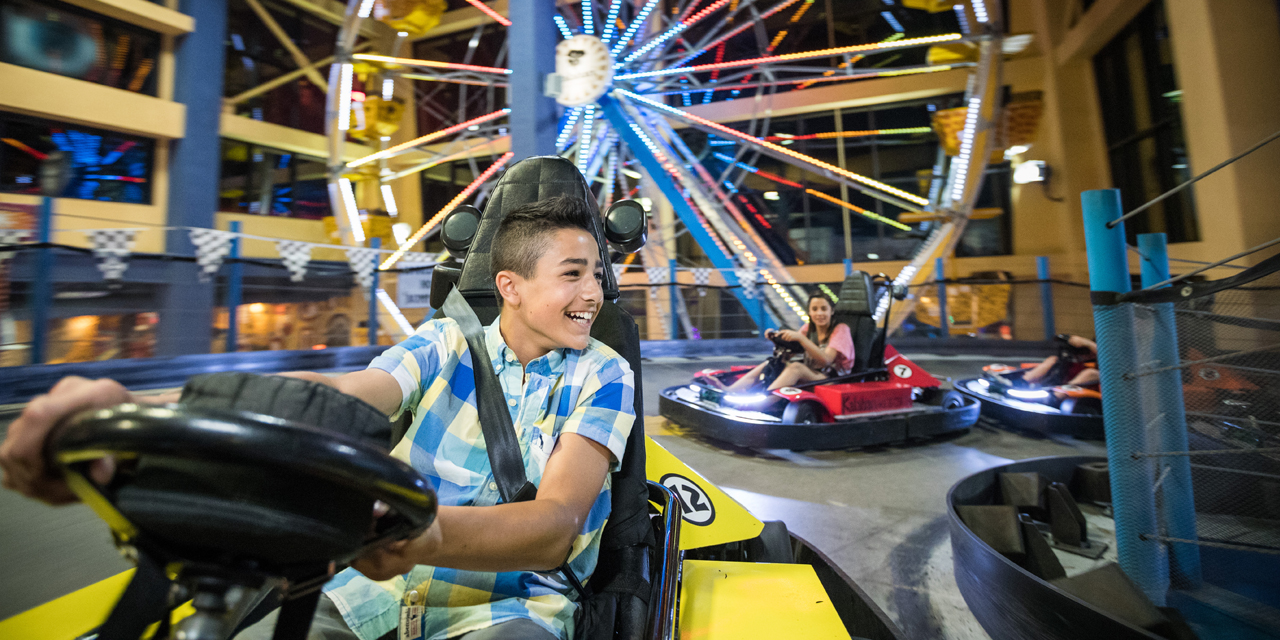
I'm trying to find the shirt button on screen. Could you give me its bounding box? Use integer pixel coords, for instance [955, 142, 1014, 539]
[407, 590, 419, 605]
[507, 398, 517, 407]
[488, 481, 498, 491]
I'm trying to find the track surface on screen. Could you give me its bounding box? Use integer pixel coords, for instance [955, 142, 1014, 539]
[0, 353, 1107, 640]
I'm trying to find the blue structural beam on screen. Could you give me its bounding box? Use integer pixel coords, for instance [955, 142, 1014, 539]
[508, 1, 558, 160]
[1082, 189, 1169, 605]
[157, 0, 228, 356]
[30, 197, 54, 364]
[935, 257, 949, 339]
[225, 221, 243, 354]
[1136, 232, 1202, 589]
[369, 238, 381, 346]
[599, 95, 776, 332]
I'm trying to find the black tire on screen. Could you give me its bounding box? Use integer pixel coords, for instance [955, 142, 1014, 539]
[745, 520, 794, 563]
[923, 388, 965, 410]
[786, 401, 824, 425]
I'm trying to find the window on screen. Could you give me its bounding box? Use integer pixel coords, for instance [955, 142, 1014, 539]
[0, 113, 154, 203]
[0, 0, 161, 95]
[218, 140, 329, 219]
[1093, 0, 1197, 243]
[224, 0, 337, 134]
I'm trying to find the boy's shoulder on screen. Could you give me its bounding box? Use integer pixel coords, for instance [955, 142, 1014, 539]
[576, 336, 633, 380]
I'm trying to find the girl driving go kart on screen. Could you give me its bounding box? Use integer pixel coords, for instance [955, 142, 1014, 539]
[715, 292, 855, 393]
[1022, 334, 1100, 393]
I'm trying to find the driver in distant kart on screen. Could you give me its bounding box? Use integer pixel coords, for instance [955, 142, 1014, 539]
[1023, 334, 1100, 393]
[716, 292, 855, 393]
[0, 196, 635, 640]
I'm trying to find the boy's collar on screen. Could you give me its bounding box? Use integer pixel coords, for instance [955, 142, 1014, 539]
[485, 315, 566, 372]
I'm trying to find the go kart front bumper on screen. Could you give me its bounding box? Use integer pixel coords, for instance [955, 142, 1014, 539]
[954, 378, 1104, 440]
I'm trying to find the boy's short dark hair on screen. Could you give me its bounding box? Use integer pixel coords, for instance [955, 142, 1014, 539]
[490, 195, 597, 279]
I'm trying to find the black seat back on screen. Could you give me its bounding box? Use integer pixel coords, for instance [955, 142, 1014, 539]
[826, 271, 885, 372]
[427, 156, 653, 638]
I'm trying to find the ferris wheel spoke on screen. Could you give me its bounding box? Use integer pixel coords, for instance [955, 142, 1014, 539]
[611, 0, 661, 58]
[616, 33, 965, 80]
[347, 108, 510, 169]
[618, 0, 731, 67]
[381, 151, 516, 270]
[599, 0, 624, 44]
[575, 105, 598, 175]
[616, 89, 927, 212]
[352, 53, 512, 76]
[384, 136, 510, 182]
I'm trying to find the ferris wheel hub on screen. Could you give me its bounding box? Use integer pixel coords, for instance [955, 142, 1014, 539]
[552, 35, 614, 107]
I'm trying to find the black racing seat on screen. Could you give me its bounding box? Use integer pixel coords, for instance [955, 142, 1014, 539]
[423, 156, 665, 640]
[830, 271, 887, 373]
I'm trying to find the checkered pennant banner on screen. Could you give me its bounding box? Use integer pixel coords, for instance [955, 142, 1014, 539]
[276, 240, 313, 282]
[87, 229, 138, 281]
[346, 247, 381, 289]
[188, 228, 235, 280]
[645, 266, 666, 300]
[0, 228, 33, 264]
[734, 268, 757, 299]
[692, 267, 713, 297]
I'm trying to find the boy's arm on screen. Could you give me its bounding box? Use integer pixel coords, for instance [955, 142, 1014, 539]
[278, 369, 402, 417]
[353, 432, 612, 578]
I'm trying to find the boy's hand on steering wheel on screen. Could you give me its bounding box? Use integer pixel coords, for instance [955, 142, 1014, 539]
[0, 376, 133, 505]
[352, 517, 444, 582]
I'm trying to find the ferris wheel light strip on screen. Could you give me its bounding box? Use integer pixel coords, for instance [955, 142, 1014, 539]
[554, 14, 574, 39]
[805, 189, 911, 231]
[376, 288, 416, 336]
[611, 0, 660, 57]
[577, 105, 597, 175]
[355, 0, 375, 18]
[601, 0, 624, 43]
[338, 177, 365, 242]
[352, 53, 512, 76]
[615, 33, 963, 79]
[712, 152, 804, 188]
[619, 90, 929, 206]
[464, 0, 511, 26]
[336, 63, 354, 131]
[347, 108, 510, 168]
[581, 0, 594, 34]
[556, 106, 584, 149]
[763, 127, 932, 141]
[619, 0, 731, 66]
[672, 0, 803, 68]
[949, 96, 982, 204]
[380, 151, 515, 270]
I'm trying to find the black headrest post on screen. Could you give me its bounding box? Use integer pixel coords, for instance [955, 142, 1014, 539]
[456, 156, 620, 301]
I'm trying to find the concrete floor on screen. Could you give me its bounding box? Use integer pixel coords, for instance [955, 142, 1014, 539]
[0, 352, 1109, 640]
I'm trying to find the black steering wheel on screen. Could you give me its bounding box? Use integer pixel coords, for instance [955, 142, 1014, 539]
[1054, 334, 1095, 365]
[50, 403, 437, 568]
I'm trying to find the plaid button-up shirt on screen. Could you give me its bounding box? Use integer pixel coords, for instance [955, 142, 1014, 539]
[322, 316, 635, 640]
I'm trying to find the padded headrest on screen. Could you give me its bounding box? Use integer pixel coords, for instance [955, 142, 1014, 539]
[833, 271, 877, 317]
[456, 155, 619, 300]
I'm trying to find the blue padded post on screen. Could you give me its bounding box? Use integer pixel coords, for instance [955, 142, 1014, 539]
[508, 2, 557, 160]
[1137, 232, 1202, 588]
[669, 258, 679, 339]
[1037, 256, 1055, 340]
[225, 221, 242, 354]
[935, 257, 949, 339]
[844, 258, 853, 277]
[1082, 189, 1168, 604]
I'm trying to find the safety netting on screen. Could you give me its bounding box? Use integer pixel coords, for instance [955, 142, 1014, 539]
[1113, 253, 1280, 609]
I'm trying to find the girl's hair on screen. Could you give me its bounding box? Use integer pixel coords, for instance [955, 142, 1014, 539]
[807, 292, 834, 310]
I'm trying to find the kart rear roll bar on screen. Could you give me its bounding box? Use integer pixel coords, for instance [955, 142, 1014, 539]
[648, 481, 683, 640]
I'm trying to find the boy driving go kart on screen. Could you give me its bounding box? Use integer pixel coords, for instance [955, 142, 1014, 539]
[0, 195, 635, 640]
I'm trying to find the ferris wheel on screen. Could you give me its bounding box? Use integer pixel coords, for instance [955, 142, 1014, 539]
[324, 0, 1007, 332]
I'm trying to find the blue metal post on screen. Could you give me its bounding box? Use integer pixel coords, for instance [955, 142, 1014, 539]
[843, 258, 853, 277]
[935, 257, 949, 339]
[224, 221, 242, 353]
[507, 1, 557, 160]
[1082, 189, 1168, 604]
[369, 238, 381, 346]
[1037, 256, 1056, 340]
[669, 258, 679, 339]
[30, 197, 54, 364]
[1137, 232, 1201, 589]
[600, 96, 776, 331]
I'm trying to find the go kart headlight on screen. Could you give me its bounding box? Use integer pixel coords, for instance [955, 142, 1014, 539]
[724, 393, 770, 407]
[1007, 388, 1050, 400]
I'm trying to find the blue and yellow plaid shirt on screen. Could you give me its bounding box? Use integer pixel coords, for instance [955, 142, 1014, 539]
[323, 315, 635, 640]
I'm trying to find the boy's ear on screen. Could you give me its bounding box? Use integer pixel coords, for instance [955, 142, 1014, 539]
[494, 270, 522, 307]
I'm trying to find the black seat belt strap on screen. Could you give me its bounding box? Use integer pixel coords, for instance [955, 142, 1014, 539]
[441, 287, 537, 504]
[440, 287, 590, 600]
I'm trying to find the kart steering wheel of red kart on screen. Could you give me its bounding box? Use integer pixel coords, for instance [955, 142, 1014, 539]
[47, 395, 437, 640]
[768, 331, 804, 355]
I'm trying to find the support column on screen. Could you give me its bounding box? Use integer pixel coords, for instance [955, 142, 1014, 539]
[508, 2, 557, 161]
[157, 0, 228, 356]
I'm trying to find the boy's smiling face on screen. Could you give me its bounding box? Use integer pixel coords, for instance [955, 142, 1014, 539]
[496, 227, 603, 359]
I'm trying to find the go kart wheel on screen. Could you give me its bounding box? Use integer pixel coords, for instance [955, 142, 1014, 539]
[938, 390, 966, 410]
[1059, 396, 1102, 416]
[745, 521, 794, 564]
[784, 400, 826, 425]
